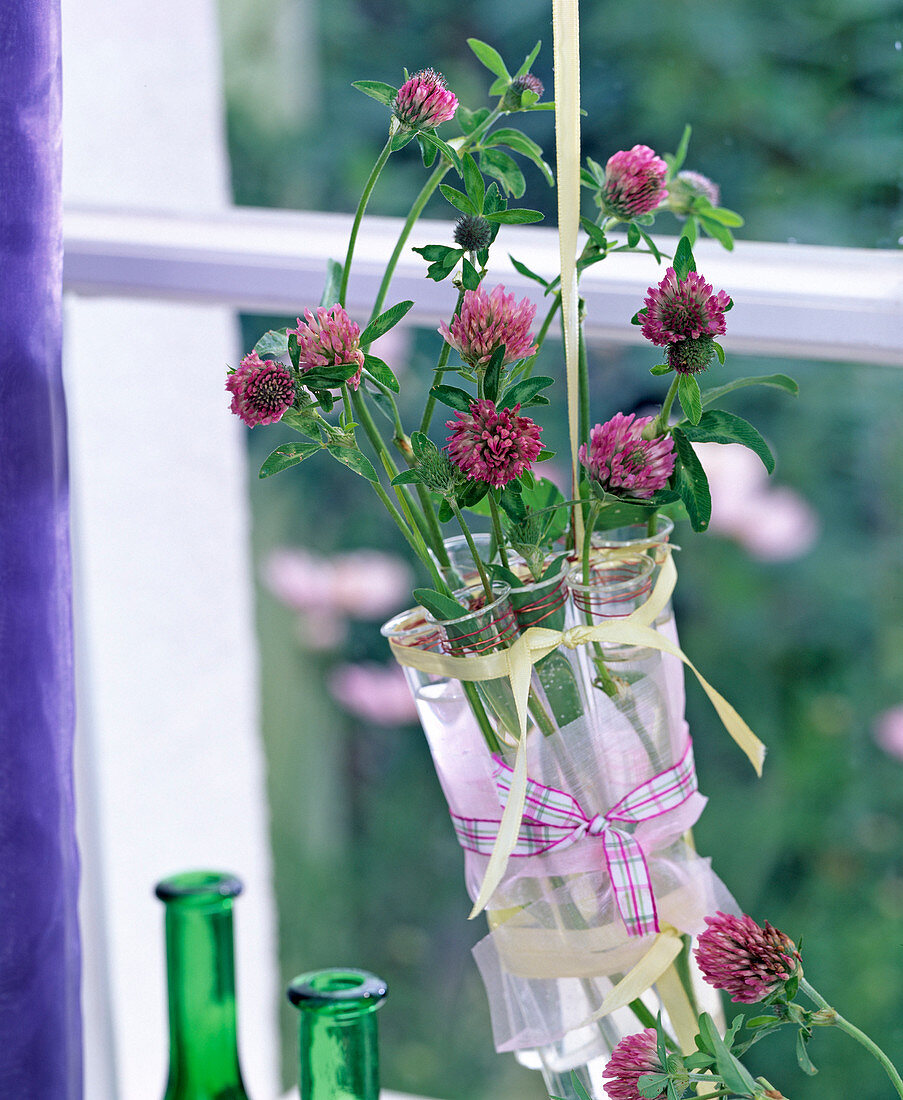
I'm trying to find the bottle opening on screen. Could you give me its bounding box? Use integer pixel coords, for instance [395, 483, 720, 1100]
[154, 870, 243, 904]
[287, 968, 388, 1013]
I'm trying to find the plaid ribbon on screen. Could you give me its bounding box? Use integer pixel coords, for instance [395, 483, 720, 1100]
[451, 740, 697, 937]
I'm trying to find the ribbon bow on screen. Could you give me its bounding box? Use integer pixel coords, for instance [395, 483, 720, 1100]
[390, 552, 765, 915]
[452, 741, 697, 937]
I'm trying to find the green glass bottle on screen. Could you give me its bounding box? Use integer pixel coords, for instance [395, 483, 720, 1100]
[287, 969, 387, 1100]
[155, 871, 252, 1100]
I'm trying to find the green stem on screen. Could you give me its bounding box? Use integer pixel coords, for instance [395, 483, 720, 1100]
[413, 482, 448, 564]
[673, 933, 701, 1020]
[577, 318, 590, 455]
[339, 136, 394, 308]
[647, 509, 659, 538]
[420, 288, 465, 435]
[581, 500, 600, 587]
[448, 499, 493, 603]
[369, 478, 446, 591]
[463, 682, 502, 754]
[369, 103, 505, 321]
[519, 291, 561, 379]
[800, 979, 903, 1099]
[656, 374, 680, 435]
[487, 492, 510, 569]
[348, 385, 432, 549]
[370, 160, 450, 322]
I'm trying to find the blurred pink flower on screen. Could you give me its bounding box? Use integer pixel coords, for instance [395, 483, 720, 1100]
[263, 548, 413, 620]
[874, 706, 903, 760]
[329, 663, 419, 725]
[694, 442, 819, 562]
[667, 169, 721, 213]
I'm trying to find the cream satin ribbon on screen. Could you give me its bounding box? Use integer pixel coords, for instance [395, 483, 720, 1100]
[390, 552, 766, 916]
[574, 927, 699, 1052]
[552, 0, 584, 554]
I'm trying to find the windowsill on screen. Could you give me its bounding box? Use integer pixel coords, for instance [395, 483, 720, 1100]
[63, 204, 903, 366]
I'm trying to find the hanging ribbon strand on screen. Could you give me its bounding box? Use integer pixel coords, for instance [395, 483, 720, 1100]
[553, 0, 584, 553]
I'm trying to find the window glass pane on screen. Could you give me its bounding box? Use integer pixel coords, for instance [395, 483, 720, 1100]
[221, 0, 902, 245]
[238, 304, 903, 1098]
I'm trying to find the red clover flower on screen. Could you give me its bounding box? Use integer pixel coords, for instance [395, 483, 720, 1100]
[695, 911, 801, 1004]
[603, 1028, 666, 1100]
[446, 399, 543, 489]
[393, 69, 458, 130]
[289, 304, 366, 390]
[438, 284, 538, 367]
[579, 413, 675, 499]
[601, 145, 668, 220]
[639, 267, 731, 348]
[226, 351, 295, 427]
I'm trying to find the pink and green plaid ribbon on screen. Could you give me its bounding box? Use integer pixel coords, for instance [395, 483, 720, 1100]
[451, 741, 697, 937]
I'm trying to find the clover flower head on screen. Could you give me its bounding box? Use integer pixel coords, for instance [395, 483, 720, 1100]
[666, 334, 718, 375]
[393, 69, 458, 130]
[603, 1029, 666, 1100]
[289, 304, 366, 390]
[695, 911, 801, 1004]
[502, 73, 544, 110]
[226, 350, 295, 427]
[446, 399, 543, 489]
[454, 214, 493, 252]
[601, 145, 668, 219]
[668, 169, 721, 213]
[579, 413, 675, 499]
[438, 284, 538, 367]
[639, 267, 731, 347]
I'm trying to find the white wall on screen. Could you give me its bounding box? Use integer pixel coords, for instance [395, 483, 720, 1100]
[61, 0, 279, 1096]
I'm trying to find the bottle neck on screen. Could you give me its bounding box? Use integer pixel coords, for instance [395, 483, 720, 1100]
[298, 1006, 380, 1100]
[288, 969, 387, 1100]
[162, 899, 248, 1099]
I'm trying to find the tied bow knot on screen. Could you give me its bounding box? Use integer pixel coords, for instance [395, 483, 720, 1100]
[584, 814, 608, 838]
[559, 625, 597, 650]
[451, 741, 698, 938]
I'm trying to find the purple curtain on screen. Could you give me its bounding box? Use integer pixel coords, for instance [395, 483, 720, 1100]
[0, 0, 82, 1096]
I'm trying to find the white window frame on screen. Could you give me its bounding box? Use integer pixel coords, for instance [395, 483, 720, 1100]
[64, 205, 903, 367]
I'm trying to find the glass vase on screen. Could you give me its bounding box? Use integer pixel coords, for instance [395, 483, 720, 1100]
[155, 870, 252, 1100]
[590, 516, 685, 732]
[287, 968, 387, 1100]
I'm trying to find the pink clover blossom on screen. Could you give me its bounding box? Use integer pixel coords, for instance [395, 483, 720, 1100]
[393, 69, 458, 130]
[446, 399, 543, 489]
[639, 267, 731, 347]
[226, 351, 295, 427]
[601, 145, 668, 219]
[438, 284, 538, 367]
[289, 304, 366, 390]
[695, 911, 800, 1004]
[579, 413, 675, 499]
[603, 1029, 665, 1100]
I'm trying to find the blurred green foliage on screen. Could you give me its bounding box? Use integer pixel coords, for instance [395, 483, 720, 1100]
[223, 0, 902, 245]
[223, 3, 903, 1098]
